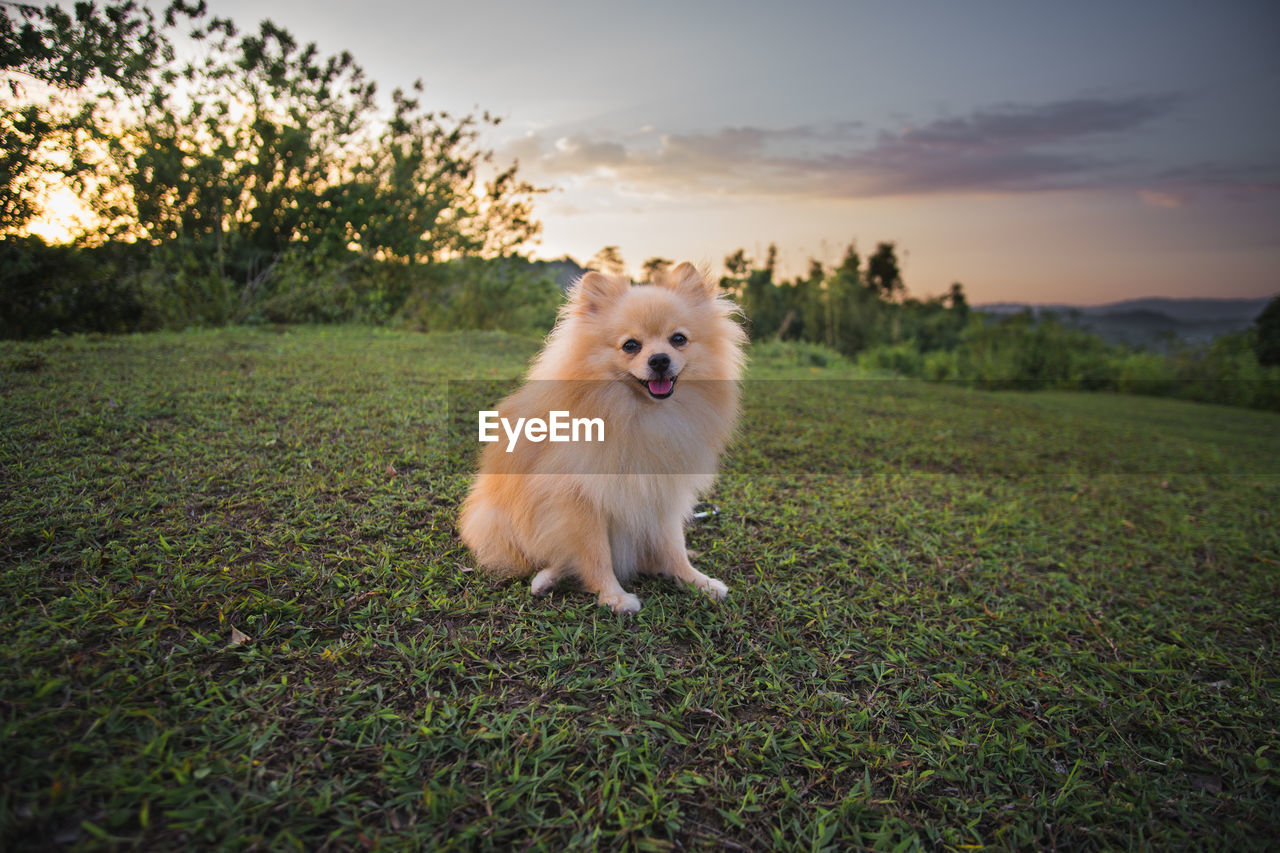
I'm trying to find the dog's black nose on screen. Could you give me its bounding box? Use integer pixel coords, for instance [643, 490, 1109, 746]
[648, 353, 671, 374]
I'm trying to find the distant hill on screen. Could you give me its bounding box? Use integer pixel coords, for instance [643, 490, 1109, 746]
[976, 297, 1273, 349]
[527, 256, 588, 290]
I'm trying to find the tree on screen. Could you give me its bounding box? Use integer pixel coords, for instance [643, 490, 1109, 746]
[723, 248, 749, 277]
[99, 15, 535, 259]
[3, 1, 543, 330]
[590, 245, 625, 276]
[866, 241, 903, 300]
[835, 243, 860, 280]
[823, 244, 862, 351]
[1255, 294, 1280, 366]
[0, 0, 171, 90]
[1, 0, 178, 232]
[641, 256, 671, 282]
[67, 8, 540, 322]
[797, 258, 825, 344]
[739, 243, 784, 339]
[946, 282, 969, 318]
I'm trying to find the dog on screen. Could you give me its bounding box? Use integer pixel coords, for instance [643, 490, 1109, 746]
[458, 262, 746, 613]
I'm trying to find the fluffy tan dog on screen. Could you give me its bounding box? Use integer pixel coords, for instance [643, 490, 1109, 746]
[458, 263, 746, 613]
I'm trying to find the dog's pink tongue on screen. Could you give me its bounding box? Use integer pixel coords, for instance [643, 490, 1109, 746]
[648, 378, 674, 396]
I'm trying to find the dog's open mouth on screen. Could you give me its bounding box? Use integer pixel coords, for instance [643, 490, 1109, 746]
[639, 376, 676, 399]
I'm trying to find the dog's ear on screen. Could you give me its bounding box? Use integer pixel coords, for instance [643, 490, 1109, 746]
[572, 271, 629, 314]
[663, 262, 716, 302]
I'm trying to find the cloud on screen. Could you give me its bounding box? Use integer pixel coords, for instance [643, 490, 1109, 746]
[1151, 161, 1280, 197]
[503, 94, 1275, 202]
[1139, 189, 1185, 209]
[886, 95, 1181, 150]
[837, 94, 1184, 195]
[509, 123, 847, 177]
[549, 136, 628, 171]
[504, 123, 857, 195]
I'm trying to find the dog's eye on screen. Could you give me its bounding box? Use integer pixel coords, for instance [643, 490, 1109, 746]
[621, 339, 642, 354]
[670, 333, 688, 347]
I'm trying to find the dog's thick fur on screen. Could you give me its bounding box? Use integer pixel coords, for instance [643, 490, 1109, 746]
[458, 262, 746, 613]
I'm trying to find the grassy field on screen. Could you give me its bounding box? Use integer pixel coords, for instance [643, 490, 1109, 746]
[2, 325, 1278, 850]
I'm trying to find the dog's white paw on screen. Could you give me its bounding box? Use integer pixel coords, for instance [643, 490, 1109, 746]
[699, 577, 729, 601]
[599, 592, 641, 614]
[530, 568, 557, 597]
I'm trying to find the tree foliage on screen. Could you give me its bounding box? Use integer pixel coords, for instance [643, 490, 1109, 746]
[3, 0, 542, 329]
[865, 241, 903, 300]
[1, 0, 171, 231]
[718, 241, 968, 355]
[589, 245, 626, 276]
[0, 0, 166, 91]
[720, 241, 1278, 411]
[641, 256, 671, 282]
[1254, 294, 1280, 367]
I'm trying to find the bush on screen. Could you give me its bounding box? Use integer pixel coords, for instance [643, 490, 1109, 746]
[395, 257, 560, 337]
[857, 342, 924, 377]
[1169, 332, 1280, 410]
[0, 237, 149, 339]
[0, 235, 568, 338]
[134, 250, 237, 330]
[246, 252, 414, 326]
[749, 339, 846, 369]
[923, 348, 958, 381]
[1114, 351, 1176, 397]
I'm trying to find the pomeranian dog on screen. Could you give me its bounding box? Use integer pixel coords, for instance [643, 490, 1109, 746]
[458, 262, 746, 613]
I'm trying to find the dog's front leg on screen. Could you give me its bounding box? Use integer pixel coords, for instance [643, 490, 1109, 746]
[569, 517, 640, 614]
[649, 514, 729, 600]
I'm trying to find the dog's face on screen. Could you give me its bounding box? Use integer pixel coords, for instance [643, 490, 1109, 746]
[611, 294, 690, 401]
[572, 264, 725, 402]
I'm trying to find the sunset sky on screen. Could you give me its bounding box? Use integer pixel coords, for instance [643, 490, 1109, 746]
[213, 1, 1278, 303]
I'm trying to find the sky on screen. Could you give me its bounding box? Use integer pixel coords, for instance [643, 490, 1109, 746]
[191, 2, 1280, 302]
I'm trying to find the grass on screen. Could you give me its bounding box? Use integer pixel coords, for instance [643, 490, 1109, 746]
[2, 325, 1278, 850]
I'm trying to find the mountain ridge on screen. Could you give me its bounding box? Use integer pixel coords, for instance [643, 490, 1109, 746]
[974, 296, 1272, 348]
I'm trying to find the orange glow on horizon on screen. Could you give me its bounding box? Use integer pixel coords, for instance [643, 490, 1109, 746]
[23, 185, 96, 244]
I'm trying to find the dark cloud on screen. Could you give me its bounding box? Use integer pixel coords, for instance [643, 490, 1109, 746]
[836, 94, 1185, 195]
[894, 95, 1182, 149]
[1152, 161, 1280, 194]
[503, 94, 1277, 200]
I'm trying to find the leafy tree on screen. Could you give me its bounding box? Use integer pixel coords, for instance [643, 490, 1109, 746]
[590, 245, 625, 276]
[824, 244, 871, 352]
[946, 282, 969, 319]
[364, 84, 540, 264]
[641, 256, 671, 282]
[793, 258, 825, 342]
[0, 0, 170, 89]
[899, 281, 969, 353]
[69, 8, 538, 323]
[1, 0, 179, 232]
[3, 2, 541, 329]
[866, 241, 903, 300]
[96, 13, 536, 276]
[739, 243, 783, 339]
[723, 248, 749, 278]
[834, 243, 860, 280]
[1254, 294, 1280, 366]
